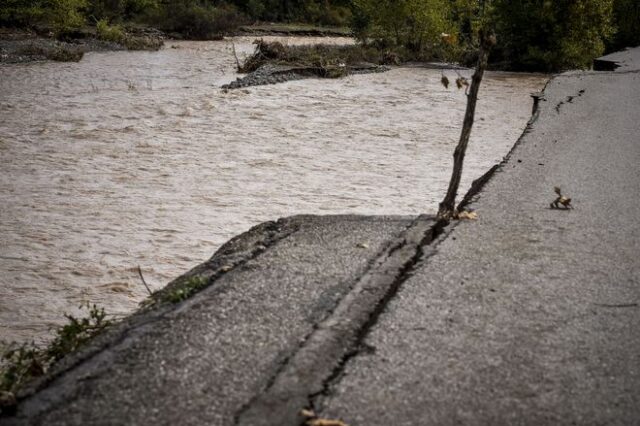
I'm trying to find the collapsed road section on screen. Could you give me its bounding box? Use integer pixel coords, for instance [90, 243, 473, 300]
[3, 47, 639, 426]
[2, 215, 442, 426]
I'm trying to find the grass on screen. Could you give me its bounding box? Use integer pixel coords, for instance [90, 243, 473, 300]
[0, 274, 212, 412]
[96, 19, 126, 44]
[158, 276, 209, 304]
[0, 304, 112, 411]
[96, 19, 163, 51]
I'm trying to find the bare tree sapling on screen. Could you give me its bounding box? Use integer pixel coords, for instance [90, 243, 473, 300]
[437, 30, 496, 220]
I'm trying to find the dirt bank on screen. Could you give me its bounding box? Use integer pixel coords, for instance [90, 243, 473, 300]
[0, 27, 163, 64]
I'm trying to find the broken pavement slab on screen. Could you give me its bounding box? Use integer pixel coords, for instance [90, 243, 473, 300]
[2, 215, 437, 426]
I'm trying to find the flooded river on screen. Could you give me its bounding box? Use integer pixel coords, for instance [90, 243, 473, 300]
[0, 37, 547, 344]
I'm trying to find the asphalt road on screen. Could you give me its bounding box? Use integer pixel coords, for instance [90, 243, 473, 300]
[3, 48, 639, 425]
[3, 215, 425, 425]
[317, 50, 640, 425]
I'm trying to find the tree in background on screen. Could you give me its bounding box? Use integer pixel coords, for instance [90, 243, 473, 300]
[351, 0, 454, 55]
[87, 0, 159, 22]
[227, 0, 351, 26]
[609, 0, 640, 51]
[47, 0, 87, 34]
[1, 0, 88, 34]
[490, 0, 614, 71]
[351, 0, 620, 70]
[146, 0, 243, 39]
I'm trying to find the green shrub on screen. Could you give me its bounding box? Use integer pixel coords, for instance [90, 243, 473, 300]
[1, 345, 44, 397]
[490, 0, 614, 71]
[151, 1, 243, 39]
[96, 17, 125, 42]
[46, 0, 88, 36]
[0, 304, 112, 401]
[609, 0, 640, 50]
[162, 276, 209, 303]
[351, 0, 455, 54]
[96, 18, 162, 50]
[46, 304, 111, 362]
[87, 0, 159, 22]
[0, 0, 46, 27]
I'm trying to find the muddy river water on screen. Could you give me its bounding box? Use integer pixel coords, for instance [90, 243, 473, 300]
[0, 37, 547, 344]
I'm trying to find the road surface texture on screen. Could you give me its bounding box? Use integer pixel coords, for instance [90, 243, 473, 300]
[3, 47, 639, 425]
[315, 48, 640, 425]
[3, 215, 438, 425]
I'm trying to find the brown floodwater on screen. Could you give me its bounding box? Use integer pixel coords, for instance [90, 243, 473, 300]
[0, 37, 547, 344]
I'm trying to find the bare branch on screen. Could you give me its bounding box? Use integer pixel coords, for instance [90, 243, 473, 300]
[437, 31, 496, 220]
[136, 266, 153, 296]
[231, 41, 241, 71]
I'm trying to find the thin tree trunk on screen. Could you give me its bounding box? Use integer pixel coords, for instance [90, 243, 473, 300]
[437, 33, 495, 220]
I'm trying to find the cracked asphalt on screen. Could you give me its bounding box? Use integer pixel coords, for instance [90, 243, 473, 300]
[3, 47, 640, 425]
[3, 215, 418, 425]
[317, 48, 640, 425]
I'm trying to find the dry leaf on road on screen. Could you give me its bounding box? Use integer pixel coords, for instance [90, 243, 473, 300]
[457, 211, 478, 220]
[307, 419, 348, 426]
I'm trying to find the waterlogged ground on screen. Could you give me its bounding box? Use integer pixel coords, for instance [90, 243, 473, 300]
[0, 37, 547, 343]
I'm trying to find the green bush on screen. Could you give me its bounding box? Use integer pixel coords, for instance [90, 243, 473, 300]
[609, 0, 640, 50]
[162, 276, 209, 304]
[351, 0, 618, 71]
[0, 0, 87, 36]
[490, 0, 615, 71]
[0, 0, 46, 27]
[46, 0, 88, 36]
[351, 0, 455, 54]
[0, 304, 112, 399]
[96, 17, 125, 42]
[87, 0, 158, 22]
[150, 1, 243, 39]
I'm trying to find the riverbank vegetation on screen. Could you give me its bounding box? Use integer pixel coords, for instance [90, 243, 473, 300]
[0, 0, 351, 40]
[2, 0, 638, 70]
[0, 304, 112, 413]
[352, 0, 638, 71]
[238, 39, 391, 72]
[0, 272, 222, 412]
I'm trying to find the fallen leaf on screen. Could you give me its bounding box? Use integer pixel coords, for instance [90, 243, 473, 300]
[307, 419, 348, 426]
[457, 211, 478, 220]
